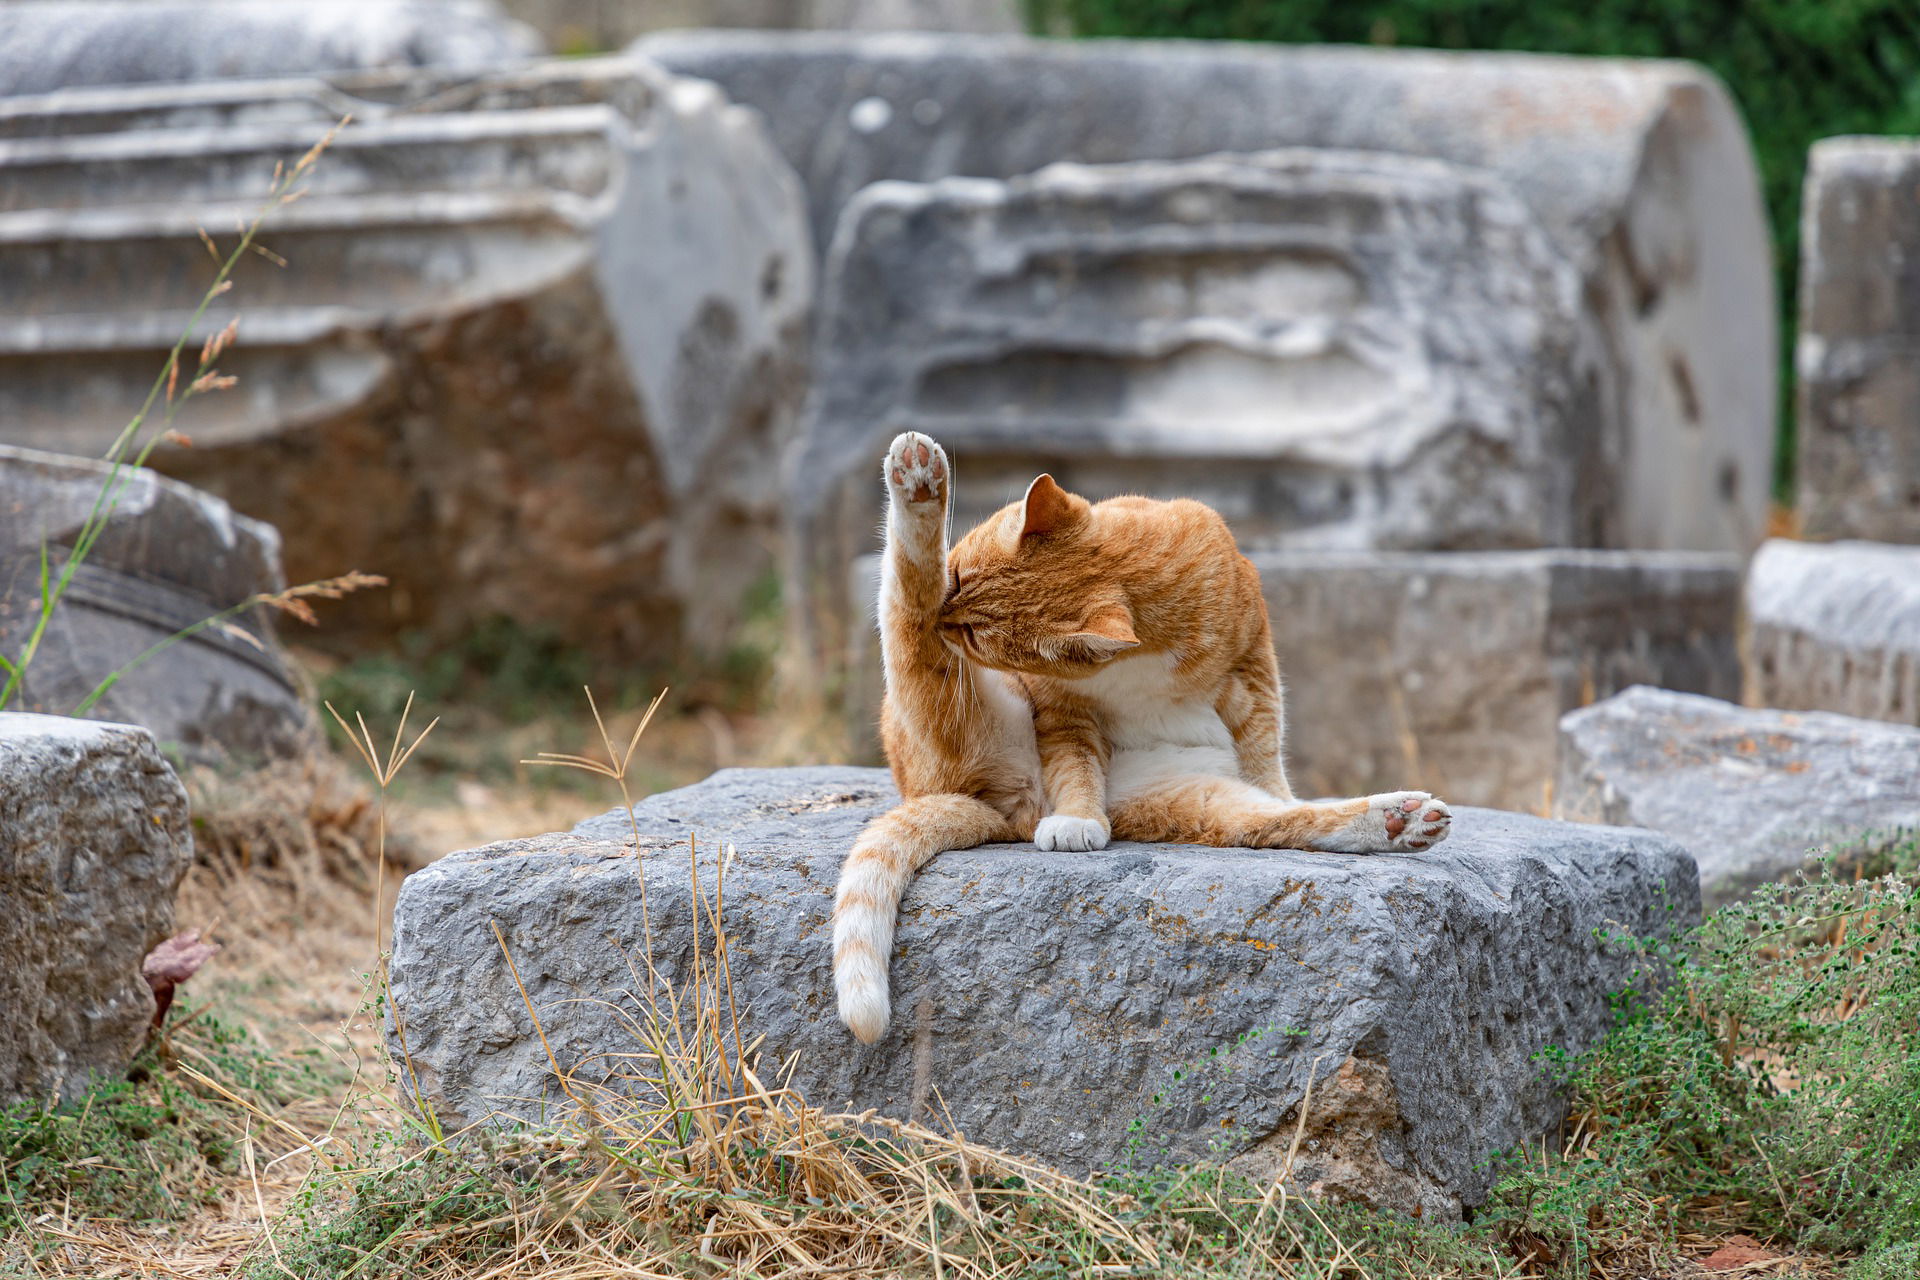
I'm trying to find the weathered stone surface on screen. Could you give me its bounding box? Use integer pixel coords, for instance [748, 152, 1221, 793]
[0, 56, 811, 659]
[850, 549, 1744, 810]
[390, 766, 1698, 1214]
[1556, 687, 1920, 906]
[1745, 539, 1920, 726]
[1797, 138, 1920, 543]
[0, 1, 540, 97]
[502, 0, 1020, 49]
[812, 150, 1589, 550]
[0, 445, 314, 765]
[0, 714, 191, 1103]
[646, 32, 1776, 559]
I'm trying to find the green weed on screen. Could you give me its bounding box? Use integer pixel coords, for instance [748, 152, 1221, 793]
[0, 1005, 333, 1238]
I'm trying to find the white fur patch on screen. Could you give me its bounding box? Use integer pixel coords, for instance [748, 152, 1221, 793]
[1107, 743, 1242, 805]
[1035, 815, 1109, 852]
[1075, 653, 1240, 805]
[1076, 651, 1232, 752]
[1316, 791, 1453, 854]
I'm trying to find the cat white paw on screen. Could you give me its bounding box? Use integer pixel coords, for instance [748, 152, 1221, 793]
[1035, 815, 1109, 852]
[1323, 791, 1451, 854]
[884, 432, 947, 508]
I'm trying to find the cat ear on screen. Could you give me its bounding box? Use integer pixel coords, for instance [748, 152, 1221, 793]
[1020, 473, 1083, 539]
[1069, 604, 1139, 657]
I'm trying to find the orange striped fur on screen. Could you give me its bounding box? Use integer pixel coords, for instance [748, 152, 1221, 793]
[831, 433, 1450, 1042]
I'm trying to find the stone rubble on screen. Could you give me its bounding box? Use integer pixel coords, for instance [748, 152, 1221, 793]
[1745, 538, 1920, 727]
[0, 55, 811, 660]
[639, 34, 1775, 674]
[1796, 138, 1920, 544]
[0, 1, 541, 97]
[1, 445, 314, 764]
[0, 714, 192, 1103]
[1557, 686, 1920, 906]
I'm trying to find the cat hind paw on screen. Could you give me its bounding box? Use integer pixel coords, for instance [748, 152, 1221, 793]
[1375, 791, 1450, 852]
[1320, 791, 1451, 854]
[885, 431, 948, 507]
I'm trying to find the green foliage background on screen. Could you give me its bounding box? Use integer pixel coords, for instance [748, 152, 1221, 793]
[1026, 0, 1920, 495]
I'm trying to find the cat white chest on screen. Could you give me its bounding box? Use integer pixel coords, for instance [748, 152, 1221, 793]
[1076, 652, 1232, 752]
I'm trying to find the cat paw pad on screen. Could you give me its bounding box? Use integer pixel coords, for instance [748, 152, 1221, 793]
[885, 432, 947, 506]
[1035, 815, 1109, 852]
[1376, 792, 1450, 851]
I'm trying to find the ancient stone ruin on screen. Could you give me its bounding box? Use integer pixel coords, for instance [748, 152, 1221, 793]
[1558, 686, 1920, 906]
[0, 54, 811, 659]
[1745, 538, 1920, 727]
[389, 766, 1697, 1217]
[0, 714, 191, 1103]
[1, 444, 314, 764]
[0, 0, 541, 97]
[1797, 137, 1920, 544]
[5, 15, 1914, 1225]
[637, 32, 1775, 713]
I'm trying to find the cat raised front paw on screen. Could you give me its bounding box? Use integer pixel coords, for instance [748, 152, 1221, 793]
[1035, 814, 1109, 852]
[884, 431, 947, 508]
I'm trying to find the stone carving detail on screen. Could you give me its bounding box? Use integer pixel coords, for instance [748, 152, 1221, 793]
[0, 56, 811, 658]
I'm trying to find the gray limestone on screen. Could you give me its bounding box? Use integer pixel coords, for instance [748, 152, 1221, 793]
[646, 32, 1777, 562]
[849, 549, 1744, 811]
[1260, 551, 1743, 811]
[0, 1, 540, 97]
[0, 714, 192, 1103]
[500, 0, 1021, 49]
[1557, 687, 1920, 906]
[389, 765, 1698, 1215]
[0, 56, 811, 660]
[0, 445, 313, 765]
[1797, 138, 1920, 543]
[1745, 539, 1920, 727]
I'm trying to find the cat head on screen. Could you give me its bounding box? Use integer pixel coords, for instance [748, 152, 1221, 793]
[940, 474, 1141, 676]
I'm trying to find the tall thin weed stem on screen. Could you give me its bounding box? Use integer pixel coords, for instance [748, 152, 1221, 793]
[1, 117, 370, 715]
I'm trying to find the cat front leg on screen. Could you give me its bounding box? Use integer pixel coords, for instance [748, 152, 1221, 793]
[879, 432, 954, 675]
[1210, 614, 1292, 798]
[1030, 688, 1111, 852]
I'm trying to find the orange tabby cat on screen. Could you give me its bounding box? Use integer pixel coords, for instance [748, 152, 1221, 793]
[832, 432, 1451, 1043]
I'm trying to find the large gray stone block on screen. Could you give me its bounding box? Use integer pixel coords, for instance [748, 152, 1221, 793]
[646, 32, 1776, 560]
[389, 766, 1698, 1215]
[802, 152, 1591, 570]
[1, 445, 314, 765]
[849, 549, 1744, 810]
[1797, 138, 1920, 543]
[0, 714, 192, 1104]
[1745, 539, 1920, 726]
[0, 56, 810, 661]
[1556, 687, 1920, 907]
[0, 1, 541, 97]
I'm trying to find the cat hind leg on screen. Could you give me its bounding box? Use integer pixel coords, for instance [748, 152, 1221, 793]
[1111, 776, 1450, 853]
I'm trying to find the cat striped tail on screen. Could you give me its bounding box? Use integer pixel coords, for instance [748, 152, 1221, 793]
[832, 793, 1017, 1043]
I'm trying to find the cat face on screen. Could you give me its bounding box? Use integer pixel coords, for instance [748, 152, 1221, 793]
[940, 474, 1141, 677]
